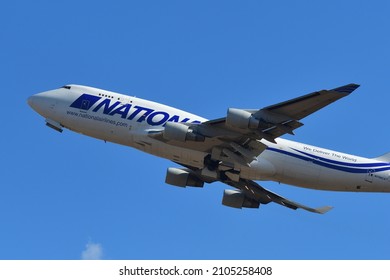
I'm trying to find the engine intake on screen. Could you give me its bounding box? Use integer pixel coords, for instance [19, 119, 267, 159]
[165, 168, 204, 188]
[163, 122, 205, 142]
[222, 189, 260, 209]
[226, 108, 260, 130]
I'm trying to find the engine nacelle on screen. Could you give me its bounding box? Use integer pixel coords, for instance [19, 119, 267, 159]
[163, 122, 205, 142]
[222, 189, 260, 209]
[226, 108, 259, 130]
[165, 167, 204, 188]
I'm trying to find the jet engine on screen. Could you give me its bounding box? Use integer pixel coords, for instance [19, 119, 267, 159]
[165, 167, 204, 188]
[225, 108, 260, 130]
[163, 122, 205, 142]
[222, 189, 260, 209]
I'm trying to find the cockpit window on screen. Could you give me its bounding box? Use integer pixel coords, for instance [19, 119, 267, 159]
[61, 85, 71, 90]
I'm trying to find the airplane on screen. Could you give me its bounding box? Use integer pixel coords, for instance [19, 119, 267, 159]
[27, 83, 390, 214]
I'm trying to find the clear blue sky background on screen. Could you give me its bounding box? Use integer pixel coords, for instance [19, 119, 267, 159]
[1, 0, 390, 259]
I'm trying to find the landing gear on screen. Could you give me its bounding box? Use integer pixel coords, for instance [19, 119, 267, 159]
[203, 154, 241, 182]
[203, 154, 220, 171]
[201, 154, 221, 179]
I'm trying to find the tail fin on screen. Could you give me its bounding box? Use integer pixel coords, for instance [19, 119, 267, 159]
[374, 152, 390, 162]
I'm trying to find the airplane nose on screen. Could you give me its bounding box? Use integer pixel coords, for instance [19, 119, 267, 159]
[27, 90, 57, 118]
[27, 95, 35, 108]
[27, 94, 42, 113]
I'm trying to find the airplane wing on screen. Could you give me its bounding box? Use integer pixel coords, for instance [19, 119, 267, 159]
[151, 84, 360, 166]
[161, 84, 359, 214]
[224, 178, 333, 214]
[202, 83, 360, 143]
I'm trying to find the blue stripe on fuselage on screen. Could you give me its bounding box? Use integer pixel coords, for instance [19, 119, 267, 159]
[292, 149, 390, 168]
[267, 147, 390, 174]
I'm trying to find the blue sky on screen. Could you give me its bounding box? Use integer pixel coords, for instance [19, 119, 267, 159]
[1, 0, 390, 259]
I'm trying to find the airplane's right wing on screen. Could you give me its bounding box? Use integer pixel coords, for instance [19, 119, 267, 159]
[165, 166, 333, 214]
[202, 83, 360, 144]
[223, 178, 333, 214]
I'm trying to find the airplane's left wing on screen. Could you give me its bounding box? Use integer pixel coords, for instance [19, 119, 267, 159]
[160, 84, 359, 214]
[151, 84, 359, 167]
[202, 83, 359, 143]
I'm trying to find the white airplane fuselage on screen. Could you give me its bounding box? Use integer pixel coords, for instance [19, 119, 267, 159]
[28, 85, 390, 196]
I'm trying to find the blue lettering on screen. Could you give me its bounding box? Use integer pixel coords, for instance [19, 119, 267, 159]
[127, 106, 154, 122]
[147, 111, 170, 126]
[109, 104, 132, 119]
[92, 99, 121, 114]
[167, 115, 180, 122]
[70, 95, 202, 126]
[166, 115, 191, 123]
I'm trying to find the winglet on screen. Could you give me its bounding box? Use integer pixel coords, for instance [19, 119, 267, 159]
[293, 204, 333, 214]
[331, 84, 360, 95]
[313, 206, 334, 214]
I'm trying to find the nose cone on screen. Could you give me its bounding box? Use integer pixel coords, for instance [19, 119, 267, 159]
[27, 95, 36, 109]
[27, 94, 45, 114]
[27, 90, 58, 118]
